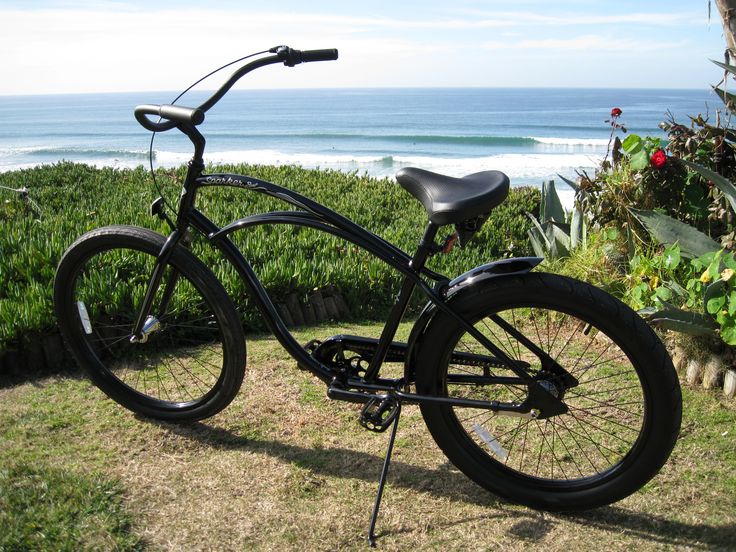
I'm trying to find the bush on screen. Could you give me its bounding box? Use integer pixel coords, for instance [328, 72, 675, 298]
[0, 162, 539, 351]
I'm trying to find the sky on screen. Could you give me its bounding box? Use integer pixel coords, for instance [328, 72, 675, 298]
[0, 0, 729, 95]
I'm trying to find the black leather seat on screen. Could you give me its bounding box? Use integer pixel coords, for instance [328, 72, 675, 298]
[395, 167, 510, 225]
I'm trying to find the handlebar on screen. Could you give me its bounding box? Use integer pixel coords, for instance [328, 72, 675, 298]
[134, 46, 338, 133]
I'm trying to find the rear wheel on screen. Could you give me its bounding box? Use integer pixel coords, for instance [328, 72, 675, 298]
[415, 273, 681, 510]
[54, 225, 246, 421]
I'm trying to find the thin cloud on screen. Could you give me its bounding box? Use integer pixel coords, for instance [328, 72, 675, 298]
[484, 35, 688, 52]
[457, 9, 699, 27]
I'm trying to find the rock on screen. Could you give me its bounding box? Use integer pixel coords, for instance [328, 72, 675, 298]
[286, 293, 305, 326]
[23, 341, 46, 374]
[42, 333, 65, 370]
[2, 349, 21, 377]
[277, 303, 294, 327]
[303, 302, 316, 325]
[323, 295, 340, 319]
[671, 346, 686, 373]
[685, 358, 704, 386]
[309, 291, 328, 322]
[333, 292, 350, 318]
[724, 369, 736, 399]
[702, 355, 724, 390]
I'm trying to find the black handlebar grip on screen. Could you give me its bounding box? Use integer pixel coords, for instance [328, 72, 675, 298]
[134, 104, 204, 132]
[159, 104, 205, 125]
[300, 48, 339, 62]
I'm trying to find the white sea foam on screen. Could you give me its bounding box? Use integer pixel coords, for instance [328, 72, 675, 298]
[0, 148, 588, 209]
[532, 137, 610, 146]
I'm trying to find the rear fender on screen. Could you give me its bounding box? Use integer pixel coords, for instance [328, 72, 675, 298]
[404, 257, 542, 382]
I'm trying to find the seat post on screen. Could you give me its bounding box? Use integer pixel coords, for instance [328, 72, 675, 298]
[363, 222, 439, 381]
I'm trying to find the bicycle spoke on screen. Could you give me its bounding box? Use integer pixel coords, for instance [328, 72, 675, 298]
[448, 301, 647, 484]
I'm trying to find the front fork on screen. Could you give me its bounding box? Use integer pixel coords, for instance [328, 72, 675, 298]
[130, 229, 184, 342]
[131, 160, 203, 342]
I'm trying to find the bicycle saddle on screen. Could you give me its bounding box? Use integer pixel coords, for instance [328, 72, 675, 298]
[395, 167, 510, 225]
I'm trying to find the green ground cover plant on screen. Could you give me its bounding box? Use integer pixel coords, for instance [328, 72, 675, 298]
[0, 162, 539, 353]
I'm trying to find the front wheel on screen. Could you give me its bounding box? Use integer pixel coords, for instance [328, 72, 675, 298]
[415, 273, 681, 511]
[54, 225, 246, 422]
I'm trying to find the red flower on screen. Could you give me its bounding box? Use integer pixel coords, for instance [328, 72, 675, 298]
[610, 107, 622, 117]
[651, 148, 667, 169]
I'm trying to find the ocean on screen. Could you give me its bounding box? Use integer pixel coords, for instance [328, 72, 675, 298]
[0, 87, 716, 203]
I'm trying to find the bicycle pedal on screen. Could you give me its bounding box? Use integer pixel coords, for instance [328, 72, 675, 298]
[303, 339, 322, 353]
[359, 396, 400, 433]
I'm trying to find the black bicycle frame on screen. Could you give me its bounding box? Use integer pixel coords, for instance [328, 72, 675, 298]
[125, 47, 584, 545]
[131, 157, 571, 419]
[128, 44, 571, 416]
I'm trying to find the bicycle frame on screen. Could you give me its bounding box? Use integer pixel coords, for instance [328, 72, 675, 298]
[132, 157, 572, 419]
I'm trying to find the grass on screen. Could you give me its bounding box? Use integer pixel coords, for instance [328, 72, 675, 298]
[0, 320, 735, 551]
[0, 464, 142, 552]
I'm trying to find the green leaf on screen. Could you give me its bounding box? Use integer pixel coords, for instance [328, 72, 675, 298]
[710, 58, 736, 76]
[621, 134, 643, 155]
[681, 159, 736, 215]
[528, 228, 546, 258]
[662, 244, 681, 270]
[629, 150, 649, 171]
[729, 291, 736, 316]
[644, 307, 718, 337]
[654, 286, 672, 302]
[541, 180, 565, 223]
[570, 206, 582, 249]
[724, 253, 736, 270]
[666, 281, 688, 299]
[703, 278, 726, 309]
[526, 213, 552, 248]
[713, 86, 736, 110]
[721, 325, 736, 345]
[556, 174, 579, 193]
[549, 223, 571, 256]
[706, 295, 726, 315]
[629, 208, 720, 258]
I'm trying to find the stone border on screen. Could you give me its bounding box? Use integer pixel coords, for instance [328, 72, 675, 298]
[672, 345, 736, 399]
[0, 286, 351, 377]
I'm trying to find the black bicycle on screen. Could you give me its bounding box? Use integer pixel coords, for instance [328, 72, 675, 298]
[53, 46, 682, 545]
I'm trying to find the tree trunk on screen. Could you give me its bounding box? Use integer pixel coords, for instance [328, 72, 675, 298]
[716, 0, 736, 64]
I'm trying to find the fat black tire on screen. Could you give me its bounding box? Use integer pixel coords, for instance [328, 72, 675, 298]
[54, 225, 246, 421]
[415, 273, 681, 511]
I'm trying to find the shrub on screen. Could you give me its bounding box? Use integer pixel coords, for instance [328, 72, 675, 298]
[0, 162, 539, 350]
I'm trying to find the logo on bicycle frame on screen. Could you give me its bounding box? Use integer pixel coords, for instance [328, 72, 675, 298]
[201, 175, 260, 188]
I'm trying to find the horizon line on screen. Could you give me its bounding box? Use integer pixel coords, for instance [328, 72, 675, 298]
[0, 85, 716, 99]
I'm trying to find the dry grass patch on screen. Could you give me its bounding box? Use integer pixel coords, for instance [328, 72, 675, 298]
[1, 321, 735, 551]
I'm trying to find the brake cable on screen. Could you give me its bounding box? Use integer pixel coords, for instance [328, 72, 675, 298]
[148, 49, 271, 213]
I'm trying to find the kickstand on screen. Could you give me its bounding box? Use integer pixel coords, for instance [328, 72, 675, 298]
[367, 402, 401, 547]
